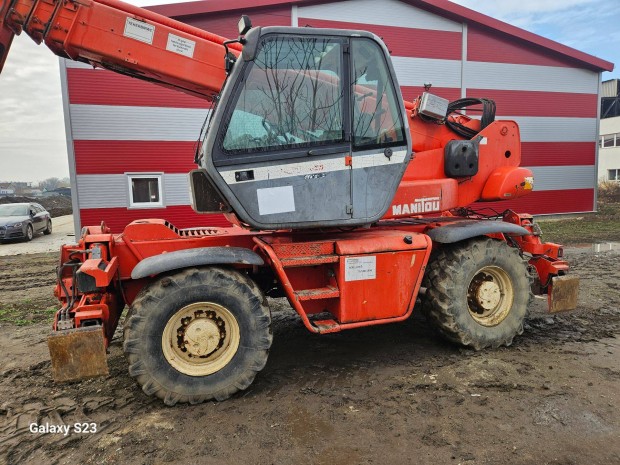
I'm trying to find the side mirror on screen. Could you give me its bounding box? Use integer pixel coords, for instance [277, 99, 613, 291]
[222, 16, 252, 75]
[30, 210, 35, 217]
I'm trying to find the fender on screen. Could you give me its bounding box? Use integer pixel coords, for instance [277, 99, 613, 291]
[426, 220, 530, 244]
[131, 247, 264, 279]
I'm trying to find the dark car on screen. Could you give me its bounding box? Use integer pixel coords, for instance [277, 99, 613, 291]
[0, 203, 52, 242]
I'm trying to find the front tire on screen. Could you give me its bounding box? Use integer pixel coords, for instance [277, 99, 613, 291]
[44, 220, 52, 235]
[25, 224, 33, 242]
[422, 238, 531, 350]
[123, 267, 272, 406]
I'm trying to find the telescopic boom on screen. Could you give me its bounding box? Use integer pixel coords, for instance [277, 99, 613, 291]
[0, 0, 241, 100]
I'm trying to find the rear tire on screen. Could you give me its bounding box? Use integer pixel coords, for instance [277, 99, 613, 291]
[421, 238, 531, 350]
[44, 220, 52, 235]
[123, 267, 272, 406]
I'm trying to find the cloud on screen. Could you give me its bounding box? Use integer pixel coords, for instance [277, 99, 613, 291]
[0, 38, 67, 181]
[0, 0, 197, 183]
[450, 0, 600, 19]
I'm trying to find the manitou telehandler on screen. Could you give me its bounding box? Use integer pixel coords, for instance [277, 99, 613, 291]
[1, 0, 579, 405]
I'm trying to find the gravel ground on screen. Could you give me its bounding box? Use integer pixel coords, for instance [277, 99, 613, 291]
[0, 215, 75, 257]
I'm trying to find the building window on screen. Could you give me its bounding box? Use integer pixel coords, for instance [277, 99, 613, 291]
[127, 174, 163, 207]
[601, 133, 620, 148]
[609, 169, 620, 181]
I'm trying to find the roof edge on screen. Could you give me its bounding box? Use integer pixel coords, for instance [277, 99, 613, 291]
[147, 0, 614, 72]
[417, 0, 613, 72]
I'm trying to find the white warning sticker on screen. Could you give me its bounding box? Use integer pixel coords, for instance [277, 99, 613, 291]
[124, 17, 155, 44]
[257, 186, 296, 215]
[166, 33, 196, 58]
[345, 256, 376, 282]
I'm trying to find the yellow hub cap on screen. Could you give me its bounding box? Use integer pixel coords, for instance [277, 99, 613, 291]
[162, 302, 240, 376]
[467, 266, 514, 327]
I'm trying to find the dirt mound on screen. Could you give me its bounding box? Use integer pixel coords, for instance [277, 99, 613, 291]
[0, 196, 72, 218]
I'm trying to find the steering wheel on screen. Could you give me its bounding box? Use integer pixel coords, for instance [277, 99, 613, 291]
[262, 118, 286, 144]
[291, 127, 322, 142]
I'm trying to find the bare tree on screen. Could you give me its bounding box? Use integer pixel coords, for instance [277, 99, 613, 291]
[39, 177, 61, 191]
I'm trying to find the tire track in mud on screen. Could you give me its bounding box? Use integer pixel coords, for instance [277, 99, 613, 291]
[0, 251, 618, 465]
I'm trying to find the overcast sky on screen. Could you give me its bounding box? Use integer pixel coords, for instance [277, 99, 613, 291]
[0, 0, 617, 183]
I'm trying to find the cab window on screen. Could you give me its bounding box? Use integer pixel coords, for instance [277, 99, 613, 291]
[222, 36, 345, 155]
[351, 38, 406, 149]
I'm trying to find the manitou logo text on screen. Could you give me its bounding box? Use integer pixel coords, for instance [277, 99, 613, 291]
[392, 197, 441, 216]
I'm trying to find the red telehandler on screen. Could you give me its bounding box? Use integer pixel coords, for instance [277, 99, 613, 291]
[1, 0, 579, 405]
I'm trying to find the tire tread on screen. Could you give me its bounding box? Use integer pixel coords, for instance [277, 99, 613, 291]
[422, 238, 532, 350]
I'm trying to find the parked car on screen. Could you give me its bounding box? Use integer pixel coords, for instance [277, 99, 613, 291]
[0, 203, 52, 242]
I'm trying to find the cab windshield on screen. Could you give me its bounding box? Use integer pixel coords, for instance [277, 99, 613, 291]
[222, 36, 345, 154]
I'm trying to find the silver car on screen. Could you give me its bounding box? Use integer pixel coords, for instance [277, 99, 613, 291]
[0, 202, 52, 242]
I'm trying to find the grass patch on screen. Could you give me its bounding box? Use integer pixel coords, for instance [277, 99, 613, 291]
[537, 183, 620, 245]
[0, 303, 58, 326]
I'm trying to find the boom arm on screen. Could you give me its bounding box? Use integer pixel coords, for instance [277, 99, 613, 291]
[0, 0, 241, 100]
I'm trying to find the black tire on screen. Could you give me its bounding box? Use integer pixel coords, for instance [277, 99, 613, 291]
[123, 266, 272, 406]
[421, 238, 531, 350]
[43, 220, 52, 235]
[25, 224, 33, 242]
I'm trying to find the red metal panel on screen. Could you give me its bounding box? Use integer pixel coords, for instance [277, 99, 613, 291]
[419, 1, 612, 71]
[67, 68, 210, 108]
[335, 249, 426, 323]
[149, 0, 294, 18]
[298, 18, 462, 60]
[468, 88, 598, 118]
[74, 141, 198, 174]
[80, 206, 230, 233]
[186, 6, 292, 36]
[521, 142, 596, 167]
[401, 86, 461, 103]
[475, 189, 595, 215]
[467, 25, 587, 68]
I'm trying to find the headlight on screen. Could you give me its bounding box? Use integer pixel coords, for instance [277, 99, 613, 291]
[9, 223, 22, 228]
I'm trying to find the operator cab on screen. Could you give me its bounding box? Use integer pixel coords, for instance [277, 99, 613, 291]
[192, 23, 411, 230]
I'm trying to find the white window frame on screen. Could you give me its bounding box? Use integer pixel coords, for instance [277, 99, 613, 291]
[609, 169, 620, 182]
[126, 173, 164, 208]
[600, 133, 620, 148]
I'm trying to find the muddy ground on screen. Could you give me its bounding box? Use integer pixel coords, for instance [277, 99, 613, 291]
[0, 248, 618, 465]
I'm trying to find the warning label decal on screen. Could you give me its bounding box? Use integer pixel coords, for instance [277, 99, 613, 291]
[166, 33, 196, 58]
[124, 17, 155, 44]
[345, 256, 377, 282]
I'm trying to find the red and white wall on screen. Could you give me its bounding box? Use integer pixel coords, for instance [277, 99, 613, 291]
[61, 0, 606, 233]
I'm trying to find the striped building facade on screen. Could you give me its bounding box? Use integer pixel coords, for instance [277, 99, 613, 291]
[61, 0, 613, 233]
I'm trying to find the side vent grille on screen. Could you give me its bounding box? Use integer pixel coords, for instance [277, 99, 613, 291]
[163, 220, 224, 237]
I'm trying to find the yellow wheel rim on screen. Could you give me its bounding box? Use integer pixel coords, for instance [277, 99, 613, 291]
[162, 302, 240, 376]
[467, 266, 514, 327]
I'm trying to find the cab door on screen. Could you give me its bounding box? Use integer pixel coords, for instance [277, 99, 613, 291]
[349, 38, 410, 222]
[209, 34, 352, 229]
